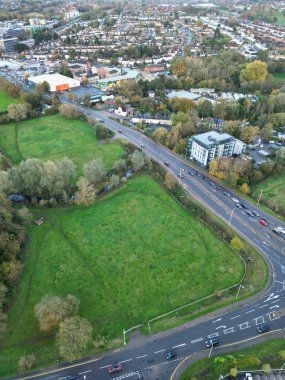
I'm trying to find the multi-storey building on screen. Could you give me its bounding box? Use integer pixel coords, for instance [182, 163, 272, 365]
[188, 131, 246, 167]
[0, 36, 18, 53]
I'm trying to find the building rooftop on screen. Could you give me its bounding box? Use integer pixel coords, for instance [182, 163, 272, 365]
[29, 73, 80, 86]
[191, 131, 234, 147]
[167, 90, 201, 101]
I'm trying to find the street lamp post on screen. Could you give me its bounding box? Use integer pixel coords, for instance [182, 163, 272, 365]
[228, 208, 235, 226]
[184, 147, 187, 159]
[236, 283, 244, 299]
[208, 344, 214, 358]
[257, 189, 263, 206]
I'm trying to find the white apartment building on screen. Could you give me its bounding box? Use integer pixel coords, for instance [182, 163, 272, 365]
[188, 131, 246, 167]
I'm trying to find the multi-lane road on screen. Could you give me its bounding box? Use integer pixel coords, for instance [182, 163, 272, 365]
[8, 98, 285, 380]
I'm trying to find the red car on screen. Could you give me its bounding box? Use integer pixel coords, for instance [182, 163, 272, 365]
[260, 218, 268, 226]
[108, 364, 123, 374]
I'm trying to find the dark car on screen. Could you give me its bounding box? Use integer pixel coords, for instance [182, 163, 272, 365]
[108, 363, 123, 374]
[205, 338, 219, 348]
[245, 210, 254, 217]
[196, 171, 201, 176]
[118, 129, 122, 133]
[188, 170, 194, 176]
[164, 162, 170, 167]
[257, 323, 270, 333]
[165, 351, 176, 360]
[251, 210, 260, 217]
[223, 191, 231, 197]
[240, 203, 248, 209]
[236, 203, 242, 209]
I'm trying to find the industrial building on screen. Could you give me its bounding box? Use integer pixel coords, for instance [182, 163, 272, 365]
[29, 73, 80, 92]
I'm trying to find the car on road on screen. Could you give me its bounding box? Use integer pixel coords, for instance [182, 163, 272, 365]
[245, 210, 255, 217]
[118, 129, 122, 133]
[260, 218, 268, 226]
[244, 373, 253, 380]
[196, 171, 201, 176]
[273, 226, 285, 235]
[140, 144, 145, 148]
[165, 351, 176, 360]
[236, 204, 242, 209]
[188, 170, 194, 176]
[108, 363, 123, 374]
[251, 210, 260, 217]
[232, 198, 239, 203]
[205, 338, 219, 348]
[164, 162, 170, 167]
[223, 191, 231, 197]
[240, 203, 248, 209]
[257, 323, 270, 333]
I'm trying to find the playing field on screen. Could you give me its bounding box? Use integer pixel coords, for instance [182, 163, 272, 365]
[252, 175, 285, 212]
[0, 89, 18, 112]
[0, 175, 244, 376]
[0, 114, 125, 170]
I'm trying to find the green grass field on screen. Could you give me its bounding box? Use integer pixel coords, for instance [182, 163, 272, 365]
[0, 175, 244, 376]
[272, 72, 285, 84]
[0, 114, 125, 170]
[0, 89, 19, 112]
[276, 12, 285, 26]
[252, 175, 285, 212]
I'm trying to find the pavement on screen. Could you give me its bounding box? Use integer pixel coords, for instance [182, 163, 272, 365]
[3, 95, 285, 380]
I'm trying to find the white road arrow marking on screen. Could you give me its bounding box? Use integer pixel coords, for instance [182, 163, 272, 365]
[269, 305, 279, 310]
[265, 293, 278, 302]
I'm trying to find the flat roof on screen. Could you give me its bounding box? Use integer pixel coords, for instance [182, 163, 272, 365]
[167, 90, 201, 101]
[97, 70, 140, 84]
[29, 73, 80, 86]
[191, 131, 234, 147]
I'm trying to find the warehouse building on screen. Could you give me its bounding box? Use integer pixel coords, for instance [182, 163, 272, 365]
[29, 73, 80, 92]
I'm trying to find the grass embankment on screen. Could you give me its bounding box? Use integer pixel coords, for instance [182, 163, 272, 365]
[180, 339, 285, 380]
[0, 114, 124, 170]
[252, 175, 285, 216]
[0, 175, 244, 376]
[272, 72, 285, 84]
[0, 89, 19, 112]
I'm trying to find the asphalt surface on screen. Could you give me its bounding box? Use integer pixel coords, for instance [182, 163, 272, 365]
[4, 96, 285, 380]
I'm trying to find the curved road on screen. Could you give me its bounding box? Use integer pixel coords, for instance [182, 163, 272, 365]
[17, 100, 285, 380]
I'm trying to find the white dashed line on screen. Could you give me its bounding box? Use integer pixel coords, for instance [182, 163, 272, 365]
[78, 370, 92, 375]
[223, 327, 235, 334]
[215, 325, 227, 330]
[245, 309, 255, 314]
[172, 343, 186, 348]
[136, 355, 148, 359]
[100, 365, 112, 369]
[120, 359, 133, 364]
[259, 304, 268, 309]
[208, 332, 219, 338]
[154, 349, 166, 354]
[230, 315, 241, 320]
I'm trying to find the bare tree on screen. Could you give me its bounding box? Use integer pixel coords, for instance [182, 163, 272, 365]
[74, 177, 96, 206]
[7, 103, 29, 122]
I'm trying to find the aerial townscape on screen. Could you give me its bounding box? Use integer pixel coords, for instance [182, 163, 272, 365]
[0, 0, 285, 379]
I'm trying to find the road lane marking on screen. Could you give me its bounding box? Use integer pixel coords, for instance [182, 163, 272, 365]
[215, 325, 227, 330]
[212, 318, 222, 323]
[172, 343, 186, 348]
[271, 299, 279, 304]
[267, 312, 280, 321]
[136, 355, 148, 359]
[239, 322, 251, 330]
[265, 293, 278, 302]
[154, 349, 166, 353]
[78, 370, 92, 375]
[120, 359, 133, 363]
[230, 315, 241, 320]
[259, 304, 268, 309]
[253, 316, 265, 325]
[223, 327, 235, 334]
[100, 365, 112, 369]
[208, 332, 219, 338]
[245, 309, 255, 314]
[269, 305, 279, 310]
[191, 338, 203, 343]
